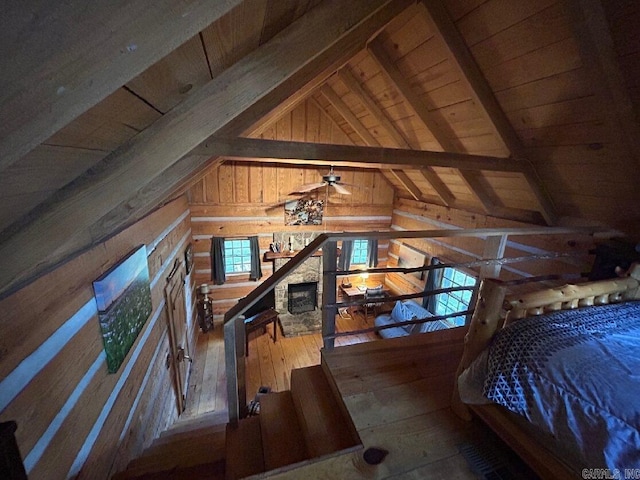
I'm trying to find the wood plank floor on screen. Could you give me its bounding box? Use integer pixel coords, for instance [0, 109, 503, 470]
[181, 309, 377, 420]
[262, 328, 530, 479]
[179, 316, 536, 479]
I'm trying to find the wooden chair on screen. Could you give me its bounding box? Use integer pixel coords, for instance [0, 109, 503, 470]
[363, 285, 386, 321]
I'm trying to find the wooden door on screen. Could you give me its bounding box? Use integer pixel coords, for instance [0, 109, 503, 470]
[164, 259, 191, 414]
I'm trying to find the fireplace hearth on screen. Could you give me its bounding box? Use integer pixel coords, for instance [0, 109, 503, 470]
[287, 282, 317, 314]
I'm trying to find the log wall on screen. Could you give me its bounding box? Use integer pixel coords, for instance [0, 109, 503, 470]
[387, 197, 598, 295]
[0, 196, 196, 479]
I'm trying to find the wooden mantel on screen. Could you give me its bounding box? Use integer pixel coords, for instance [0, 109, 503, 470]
[264, 249, 329, 261]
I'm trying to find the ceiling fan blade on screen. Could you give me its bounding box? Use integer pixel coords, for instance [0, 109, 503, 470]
[292, 182, 326, 193]
[332, 183, 351, 195]
[338, 182, 369, 190]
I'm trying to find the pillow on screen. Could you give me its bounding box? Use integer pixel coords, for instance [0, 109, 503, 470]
[391, 301, 415, 322]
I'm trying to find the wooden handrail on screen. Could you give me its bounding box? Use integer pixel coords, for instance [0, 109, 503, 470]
[224, 225, 617, 423]
[324, 308, 474, 340]
[224, 226, 615, 324]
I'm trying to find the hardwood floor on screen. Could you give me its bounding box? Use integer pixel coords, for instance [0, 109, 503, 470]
[177, 316, 535, 479]
[181, 310, 378, 420]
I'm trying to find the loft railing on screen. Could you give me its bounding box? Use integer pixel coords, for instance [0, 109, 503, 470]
[223, 226, 617, 423]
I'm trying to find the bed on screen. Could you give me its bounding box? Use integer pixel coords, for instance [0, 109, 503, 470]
[452, 263, 640, 479]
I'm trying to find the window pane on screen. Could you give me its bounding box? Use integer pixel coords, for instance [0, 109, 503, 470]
[351, 239, 369, 265]
[435, 267, 477, 326]
[223, 239, 252, 274]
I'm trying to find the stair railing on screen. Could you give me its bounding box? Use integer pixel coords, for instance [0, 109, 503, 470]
[223, 226, 617, 424]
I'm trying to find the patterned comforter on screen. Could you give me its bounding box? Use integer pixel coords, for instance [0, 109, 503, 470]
[483, 301, 640, 470]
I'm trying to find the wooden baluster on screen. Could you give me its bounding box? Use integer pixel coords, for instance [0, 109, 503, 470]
[322, 241, 338, 350]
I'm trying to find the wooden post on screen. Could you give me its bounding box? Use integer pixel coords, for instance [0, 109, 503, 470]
[451, 279, 506, 420]
[322, 241, 338, 350]
[480, 234, 507, 279]
[224, 316, 247, 425]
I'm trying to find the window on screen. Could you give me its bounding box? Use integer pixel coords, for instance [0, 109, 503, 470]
[436, 267, 476, 327]
[224, 239, 251, 274]
[351, 239, 368, 265]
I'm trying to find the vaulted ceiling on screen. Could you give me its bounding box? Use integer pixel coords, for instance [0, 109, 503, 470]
[1, 0, 639, 298]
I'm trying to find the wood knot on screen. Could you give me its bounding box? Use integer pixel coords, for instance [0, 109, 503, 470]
[363, 447, 389, 465]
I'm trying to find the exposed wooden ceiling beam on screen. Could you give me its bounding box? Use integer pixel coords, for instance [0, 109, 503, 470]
[419, 0, 517, 157]
[389, 170, 422, 201]
[0, 0, 413, 298]
[367, 35, 463, 153]
[458, 170, 493, 214]
[455, 170, 543, 223]
[318, 86, 424, 202]
[420, 0, 557, 226]
[0, 0, 243, 173]
[367, 34, 464, 207]
[179, 35, 396, 198]
[194, 137, 526, 172]
[338, 67, 412, 148]
[320, 85, 381, 146]
[564, 0, 640, 169]
[419, 168, 455, 207]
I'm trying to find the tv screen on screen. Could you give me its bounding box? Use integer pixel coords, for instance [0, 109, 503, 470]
[244, 289, 275, 318]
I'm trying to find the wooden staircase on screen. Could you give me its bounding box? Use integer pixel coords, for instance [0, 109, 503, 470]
[225, 364, 362, 479]
[113, 411, 228, 480]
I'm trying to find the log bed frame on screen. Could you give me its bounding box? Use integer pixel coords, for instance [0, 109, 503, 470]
[452, 263, 640, 479]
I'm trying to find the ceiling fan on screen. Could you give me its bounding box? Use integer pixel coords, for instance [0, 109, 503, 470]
[291, 166, 352, 195]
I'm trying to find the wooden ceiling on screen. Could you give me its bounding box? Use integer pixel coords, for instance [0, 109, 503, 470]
[0, 0, 639, 297]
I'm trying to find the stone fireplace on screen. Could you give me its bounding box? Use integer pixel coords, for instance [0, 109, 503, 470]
[287, 281, 318, 314]
[272, 232, 322, 336]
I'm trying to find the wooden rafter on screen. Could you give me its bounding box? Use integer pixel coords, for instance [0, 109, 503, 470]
[458, 170, 493, 214]
[319, 85, 418, 200]
[320, 85, 380, 146]
[338, 67, 411, 148]
[367, 35, 462, 152]
[420, 0, 557, 225]
[367, 34, 464, 206]
[338, 65, 446, 204]
[308, 96, 397, 194]
[564, 0, 640, 169]
[389, 170, 422, 201]
[0, 0, 244, 173]
[0, 0, 413, 298]
[419, 168, 455, 207]
[419, 0, 518, 157]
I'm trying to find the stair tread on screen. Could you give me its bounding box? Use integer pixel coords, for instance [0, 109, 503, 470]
[133, 430, 225, 463]
[225, 416, 264, 480]
[290, 365, 359, 458]
[154, 423, 226, 449]
[124, 430, 225, 477]
[259, 391, 309, 470]
[162, 410, 228, 438]
[116, 459, 225, 480]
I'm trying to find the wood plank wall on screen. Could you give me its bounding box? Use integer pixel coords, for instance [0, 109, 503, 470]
[387, 197, 598, 296]
[0, 196, 197, 479]
[443, 0, 640, 235]
[188, 100, 396, 319]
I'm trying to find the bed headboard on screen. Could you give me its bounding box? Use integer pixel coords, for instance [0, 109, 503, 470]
[451, 263, 640, 420]
[504, 264, 640, 323]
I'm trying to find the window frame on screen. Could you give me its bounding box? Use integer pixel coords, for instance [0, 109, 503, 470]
[350, 239, 369, 266]
[223, 238, 252, 275]
[435, 266, 476, 327]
